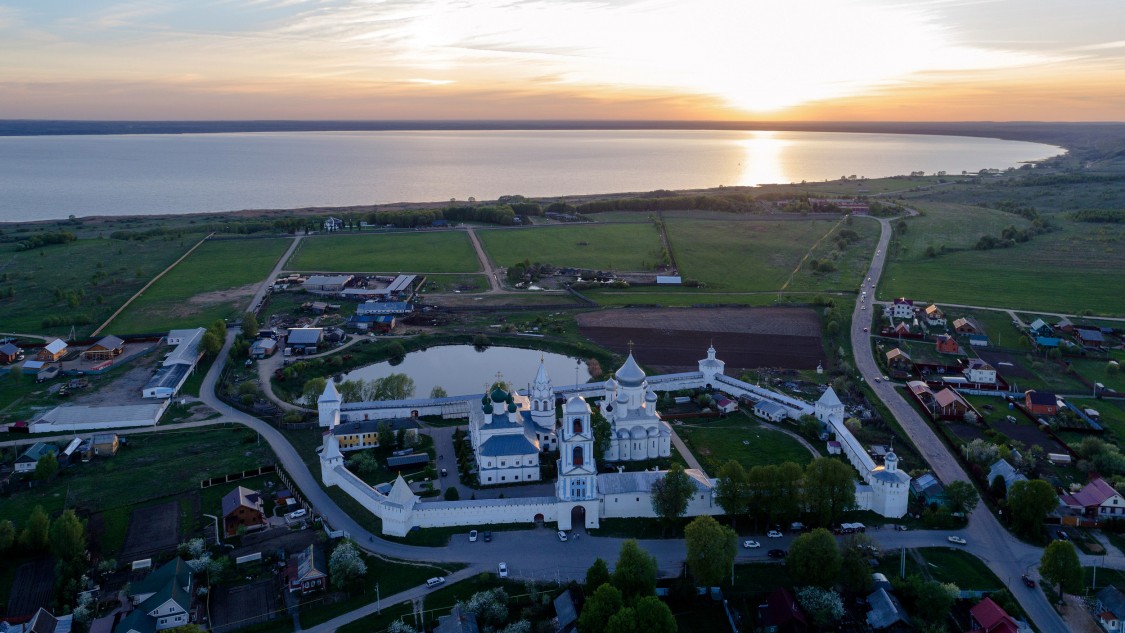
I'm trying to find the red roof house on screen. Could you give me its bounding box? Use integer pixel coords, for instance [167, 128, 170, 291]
[935, 334, 960, 355]
[1024, 390, 1058, 416]
[968, 597, 1018, 633]
[1061, 477, 1125, 517]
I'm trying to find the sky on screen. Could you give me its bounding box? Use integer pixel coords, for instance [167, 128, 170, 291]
[1, 0, 1124, 121]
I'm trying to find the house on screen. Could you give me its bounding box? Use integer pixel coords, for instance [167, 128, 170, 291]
[969, 334, 990, 348]
[114, 558, 193, 633]
[968, 597, 1019, 633]
[964, 359, 997, 385]
[1096, 586, 1125, 633]
[1024, 390, 1058, 416]
[1077, 328, 1106, 346]
[866, 586, 910, 631]
[714, 396, 738, 414]
[953, 318, 977, 334]
[885, 348, 912, 376]
[987, 459, 1026, 496]
[891, 322, 911, 337]
[249, 338, 278, 359]
[82, 335, 125, 361]
[1056, 317, 1075, 332]
[332, 418, 419, 452]
[91, 433, 120, 457]
[552, 588, 578, 633]
[909, 472, 946, 506]
[434, 605, 480, 633]
[14, 608, 73, 633]
[934, 334, 960, 355]
[753, 400, 788, 422]
[14, 442, 57, 473]
[323, 217, 343, 232]
[758, 588, 808, 633]
[934, 388, 971, 417]
[221, 486, 266, 536]
[0, 343, 21, 364]
[922, 304, 944, 326]
[286, 328, 324, 353]
[302, 274, 353, 293]
[1061, 477, 1125, 518]
[890, 298, 914, 320]
[1027, 319, 1052, 337]
[287, 544, 328, 594]
[36, 339, 67, 362]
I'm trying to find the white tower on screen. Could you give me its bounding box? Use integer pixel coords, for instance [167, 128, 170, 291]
[698, 343, 726, 385]
[318, 380, 341, 428]
[529, 357, 556, 429]
[815, 386, 845, 423]
[556, 396, 597, 503]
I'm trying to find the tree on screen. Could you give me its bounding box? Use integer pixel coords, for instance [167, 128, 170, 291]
[368, 374, 416, 400]
[303, 377, 328, 407]
[990, 474, 1008, 500]
[328, 541, 368, 592]
[803, 458, 856, 526]
[650, 463, 695, 531]
[633, 596, 676, 633]
[788, 528, 841, 588]
[577, 584, 623, 633]
[1040, 541, 1083, 599]
[49, 509, 86, 562]
[0, 520, 14, 553]
[796, 586, 844, 628]
[714, 461, 751, 526]
[386, 622, 418, 633]
[20, 506, 50, 551]
[430, 385, 448, 399]
[443, 487, 459, 501]
[1007, 479, 1057, 537]
[241, 312, 259, 339]
[613, 539, 657, 601]
[797, 415, 822, 441]
[684, 516, 737, 587]
[200, 330, 223, 356]
[604, 607, 637, 633]
[591, 410, 612, 461]
[459, 589, 508, 628]
[839, 547, 874, 595]
[585, 557, 610, 592]
[34, 452, 58, 481]
[944, 480, 980, 514]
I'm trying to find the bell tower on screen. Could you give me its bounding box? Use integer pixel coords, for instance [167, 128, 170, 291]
[556, 396, 597, 502]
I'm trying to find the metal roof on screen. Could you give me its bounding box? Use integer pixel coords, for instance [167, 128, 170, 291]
[287, 328, 323, 345]
[478, 434, 538, 457]
[144, 363, 190, 391]
[597, 469, 712, 495]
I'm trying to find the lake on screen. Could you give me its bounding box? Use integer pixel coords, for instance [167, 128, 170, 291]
[341, 345, 592, 398]
[0, 129, 1061, 222]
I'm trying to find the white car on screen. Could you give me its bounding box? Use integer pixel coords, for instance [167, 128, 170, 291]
[426, 577, 446, 588]
[947, 535, 967, 545]
[767, 530, 783, 538]
[469, 530, 478, 542]
[498, 562, 509, 578]
[557, 530, 568, 542]
[742, 540, 761, 549]
[285, 509, 307, 521]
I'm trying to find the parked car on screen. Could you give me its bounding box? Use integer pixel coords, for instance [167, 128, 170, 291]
[1022, 575, 1036, 588]
[1056, 530, 1070, 541]
[767, 549, 787, 559]
[483, 531, 492, 543]
[469, 530, 478, 542]
[426, 577, 446, 588]
[498, 562, 508, 578]
[874, 378, 881, 383]
[947, 535, 967, 545]
[767, 530, 783, 538]
[743, 540, 760, 549]
[894, 525, 909, 531]
[286, 509, 307, 521]
[863, 327, 868, 332]
[557, 531, 568, 542]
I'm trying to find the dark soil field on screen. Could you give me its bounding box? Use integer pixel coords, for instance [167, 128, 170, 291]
[991, 418, 1067, 454]
[120, 501, 180, 562]
[210, 579, 280, 633]
[5, 558, 55, 620]
[975, 350, 1035, 380]
[578, 307, 825, 372]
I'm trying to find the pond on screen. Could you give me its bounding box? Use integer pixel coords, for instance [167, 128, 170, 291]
[341, 345, 592, 399]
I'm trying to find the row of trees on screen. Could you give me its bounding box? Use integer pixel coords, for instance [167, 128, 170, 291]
[0, 507, 88, 613]
[713, 457, 858, 529]
[580, 540, 676, 633]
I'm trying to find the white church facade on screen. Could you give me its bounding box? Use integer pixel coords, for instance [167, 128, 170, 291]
[317, 346, 909, 536]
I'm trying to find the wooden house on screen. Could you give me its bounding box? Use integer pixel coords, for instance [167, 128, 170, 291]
[83, 335, 125, 361]
[0, 343, 21, 364]
[934, 334, 960, 355]
[36, 339, 68, 362]
[221, 486, 266, 536]
[1024, 390, 1058, 416]
[952, 318, 977, 334]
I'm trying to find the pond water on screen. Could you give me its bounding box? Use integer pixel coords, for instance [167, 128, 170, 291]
[341, 345, 592, 398]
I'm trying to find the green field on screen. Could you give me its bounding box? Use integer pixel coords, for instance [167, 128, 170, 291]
[783, 216, 881, 292]
[0, 235, 202, 337]
[287, 232, 480, 273]
[478, 223, 663, 271]
[676, 418, 816, 473]
[580, 289, 800, 307]
[108, 238, 290, 333]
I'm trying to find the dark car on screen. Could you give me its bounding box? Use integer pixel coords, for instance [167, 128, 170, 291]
[1021, 575, 1036, 588]
[483, 531, 492, 543]
[767, 549, 786, 559]
[1056, 530, 1070, 541]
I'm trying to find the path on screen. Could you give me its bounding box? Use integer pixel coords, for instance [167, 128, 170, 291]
[757, 420, 821, 458]
[668, 427, 706, 476]
[853, 214, 1068, 632]
[465, 227, 503, 294]
[0, 332, 51, 343]
[247, 235, 303, 313]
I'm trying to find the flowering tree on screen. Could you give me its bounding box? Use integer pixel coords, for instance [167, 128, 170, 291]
[797, 586, 844, 628]
[329, 541, 368, 591]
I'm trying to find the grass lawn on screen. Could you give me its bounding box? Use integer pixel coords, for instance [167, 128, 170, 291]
[108, 238, 291, 333]
[676, 418, 816, 473]
[783, 216, 881, 293]
[875, 547, 1003, 591]
[951, 309, 1029, 351]
[0, 235, 202, 337]
[1070, 356, 1125, 393]
[478, 223, 664, 271]
[287, 232, 479, 273]
[665, 217, 847, 291]
[895, 202, 1031, 255]
[733, 562, 794, 596]
[1085, 565, 1125, 592]
[418, 274, 489, 294]
[1070, 398, 1125, 440]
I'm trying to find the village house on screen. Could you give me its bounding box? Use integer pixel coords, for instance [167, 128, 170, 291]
[1096, 586, 1125, 633]
[91, 433, 120, 457]
[968, 597, 1023, 633]
[12, 608, 73, 633]
[953, 318, 977, 334]
[1027, 318, 1052, 337]
[1061, 477, 1125, 518]
[287, 544, 328, 594]
[322, 217, 343, 232]
[714, 396, 738, 414]
[14, 442, 57, 473]
[964, 359, 997, 385]
[1035, 336, 1060, 349]
[987, 459, 1026, 496]
[0, 343, 22, 364]
[249, 338, 278, 359]
[1024, 390, 1058, 416]
[332, 418, 419, 452]
[286, 328, 324, 354]
[933, 388, 971, 418]
[885, 348, 913, 377]
[1056, 317, 1075, 332]
[221, 486, 267, 536]
[759, 588, 808, 633]
[866, 575, 910, 631]
[1077, 328, 1106, 347]
[910, 473, 946, 507]
[890, 298, 915, 320]
[934, 334, 960, 355]
[891, 322, 911, 337]
[434, 605, 479, 633]
[114, 558, 193, 633]
[36, 339, 68, 362]
[922, 304, 944, 326]
[753, 399, 788, 422]
[82, 335, 125, 361]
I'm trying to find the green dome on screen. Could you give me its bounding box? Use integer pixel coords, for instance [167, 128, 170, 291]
[490, 386, 509, 403]
[483, 402, 494, 414]
[507, 402, 517, 413]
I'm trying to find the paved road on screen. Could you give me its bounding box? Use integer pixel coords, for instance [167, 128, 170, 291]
[853, 215, 1068, 632]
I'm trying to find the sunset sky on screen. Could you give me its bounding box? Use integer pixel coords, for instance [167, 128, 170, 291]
[2, 0, 1124, 121]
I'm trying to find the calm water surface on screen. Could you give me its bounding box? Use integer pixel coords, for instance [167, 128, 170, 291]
[341, 345, 592, 398]
[0, 130, 1061, 221]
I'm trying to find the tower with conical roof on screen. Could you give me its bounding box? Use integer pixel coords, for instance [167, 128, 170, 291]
[529, 357, 556, 430]
[557, 395, 597, 503]
[318, 380, 341, 428]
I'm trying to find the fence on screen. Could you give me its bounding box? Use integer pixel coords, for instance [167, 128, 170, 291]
[200, 464, 278, 489]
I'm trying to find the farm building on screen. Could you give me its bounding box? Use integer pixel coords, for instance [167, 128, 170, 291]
[332, 418, 419, 452]
[952, 318, 977, 333]
[32, 402, 168, 433]
[890, 298, 914, 320]
[1060, 477, 1125, 518]
[346, 314, 397, 332]
[287, 544, 328, 594]
[14, 442, 58, 473]
[356, 301, 413, 316]
[115, 558, 193, 633]
[922, 304, 944, 326]
[964, 359, 997, 385]
[91, 433, 120, 457]
[1076, 328, 1106, 346]
[0, 343, 21, 364]
[885, 348, 912, 376]
[934, 334, 960, 355]
[933, 388, 971, 418]
[968, 334, 990, 347]
[1024, 390, 1058, 416]
[656, 276, 682, 285]
[249, 338, 278, 359]
[302, 274, 353, 293]
[987, 459, 1026, 496]
[286, 328, 324, 353]
[36, 339, 68, 362]
[164, 329, 205, 367]
[753, 400, 788, 422]
[82, 335, 125, 361]
[221, 486, 266, 536]
[1027, 318, 1052, 337]
[143, 363, 193, 399]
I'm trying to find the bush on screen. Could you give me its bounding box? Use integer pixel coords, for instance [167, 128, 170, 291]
[444, 487, 460, 501]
